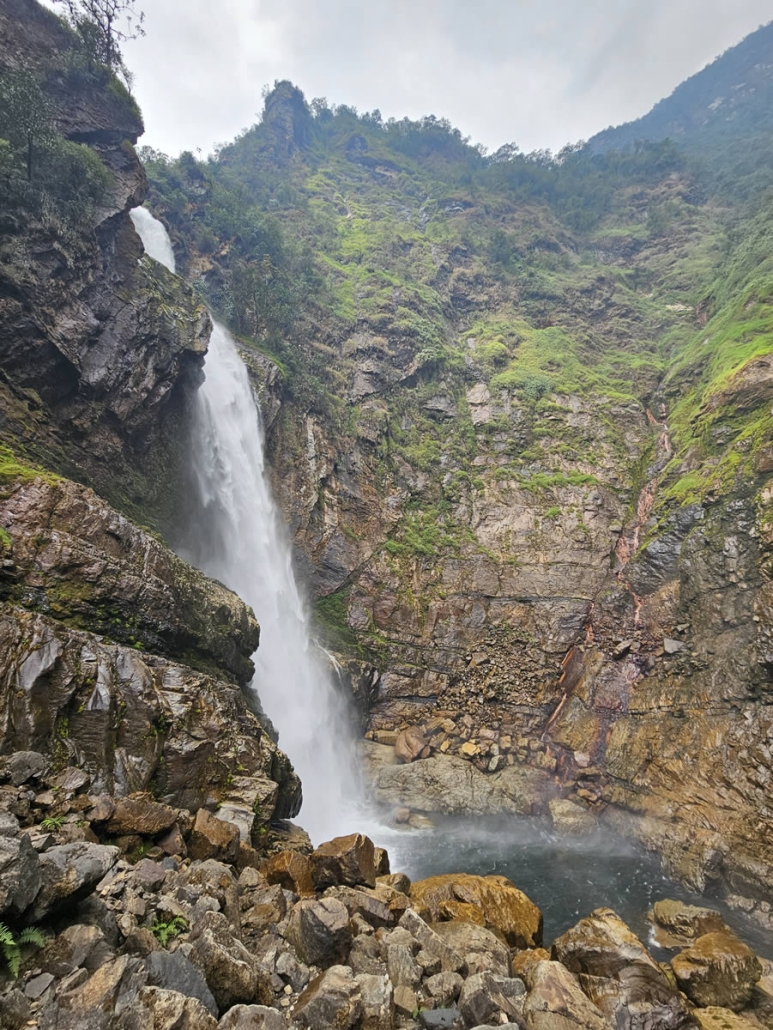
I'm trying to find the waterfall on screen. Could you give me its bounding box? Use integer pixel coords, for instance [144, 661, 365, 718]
[130, 206, 176, 272]
[131, 209, 363, 844]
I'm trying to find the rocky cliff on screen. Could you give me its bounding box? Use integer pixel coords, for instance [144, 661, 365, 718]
[144, 49, 773, 919]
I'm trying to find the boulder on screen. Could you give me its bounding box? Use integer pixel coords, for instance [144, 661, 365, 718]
[373, 847, 390, 877]
[458, 971, 526, 1028]
[379, 873, 410, 895]
[395, 727, 428, 764]
[31, 842, 118, 920]
[116, 986, 218, 1029]
[425, 971, 464, 1007]
[348, 934, 389, 977]
[105, 796, 177, 836]
[399, 908, 465, 973]
[39, 924, 113, 977]
[393, 984, 418, 1017]
[325, 885, 392, 928]
[146, 950, 218, 1017]
[432, 920, 511, 976]
[651, 899, 726, 944]
[552, 908, 691, 1029]
[189, 911, 272, 1012]
[671, 931, 762, 1011]
[262, 850, 315, 896]
[56, 955, 147, 1021]
[188, 809, 241, 865]
[216, 1004, 287, 1029]
[4, 751, 49, 786]
[355, 972, 394, 1030]
[294, 965, 363, 1029]
[0, 989, 31, 1030]
[386, 941, 422, 988]
[549, 799, 597, 834]
[310, 833, 377, 890]
[0, 832, 41, 916]
[410, 874, 542, 949]
[522, 961, 609, 1030]
[287, 896, 352, 968]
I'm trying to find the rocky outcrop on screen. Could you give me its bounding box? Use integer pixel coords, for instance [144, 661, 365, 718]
[0, 476, 259, 684]
[0, 0, 209, 532]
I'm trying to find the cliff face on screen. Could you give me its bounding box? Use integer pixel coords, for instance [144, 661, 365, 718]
[0, 0, 302, 857]
[0, 0, 209, 530]
[146, 65, 773, 915]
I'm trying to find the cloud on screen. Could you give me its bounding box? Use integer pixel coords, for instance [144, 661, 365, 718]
[118, 0, 772, 157]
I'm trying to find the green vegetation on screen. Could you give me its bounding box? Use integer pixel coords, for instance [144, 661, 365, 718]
[150, 915, 188, 947]
[40, 815, 65, 831]
[0, 923, 46, 979]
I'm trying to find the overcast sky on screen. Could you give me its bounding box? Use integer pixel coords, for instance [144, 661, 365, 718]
[116, 0, 771, 158]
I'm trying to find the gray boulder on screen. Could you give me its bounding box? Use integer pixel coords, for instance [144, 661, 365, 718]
[294, 965, 363, 1029]
[31, 842, 118, 920]
[287, 896, 351, 968]
[217, 1005, 287, 1029]
[0, 832, 41, 916]
[189, 910, 272, 1012]
[116, 986, 217, 1029]
[146, 950, 218, 1017]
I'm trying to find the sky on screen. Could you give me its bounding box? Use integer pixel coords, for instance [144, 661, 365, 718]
[116, 0, 772, 158]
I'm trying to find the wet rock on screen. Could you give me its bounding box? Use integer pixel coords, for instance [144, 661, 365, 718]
[432, 921, 511, 976]
[31, 842, 118, 920]
[411, 874, 542, 948]
[262, 849, 315, 896]
[294, 965, 363, 1029]
[425, 971, 464, 1007]
[373, 847, 390, 877]
[146, 950, 218, 1017]
[651, 899, 726, 943]
[458, 971, 526, 1028]
[671, 930, 762, 1011]
[522, 961, 609, 1030]
[287, 896, 352, 968]
[548, 799, 597, 835]
[395, 727, 428, 764]
[370, 753, 552, 817]
[189, 910, 272, 1012]
[0, 831, 41, 916]
[356, 972, 394, 1030]
[106, 796, 178, 837]
[188, 809, 241, 865]
[310, 833, 377, 890]
[553, 908, 691, 1029]
[217, 1005, 287, 1029]
[116, 986, 218, 1029]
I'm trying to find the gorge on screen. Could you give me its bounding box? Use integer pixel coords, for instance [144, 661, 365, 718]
[0, 0, 772, 1026]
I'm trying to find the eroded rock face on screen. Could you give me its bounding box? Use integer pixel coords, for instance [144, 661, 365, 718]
[0, 608, 300, 817]
[0, 478, 259, 685]
[0, 0, 210, 531]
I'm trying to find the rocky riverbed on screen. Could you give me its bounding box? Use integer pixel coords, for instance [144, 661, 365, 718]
[0, 815, 770, 1030]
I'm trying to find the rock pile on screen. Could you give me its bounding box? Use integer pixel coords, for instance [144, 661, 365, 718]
[0, 819, 768, 1030]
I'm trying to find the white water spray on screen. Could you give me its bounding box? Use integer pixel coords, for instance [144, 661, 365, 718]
[130, 206, 176, 272]
[131, 208, 364, 843]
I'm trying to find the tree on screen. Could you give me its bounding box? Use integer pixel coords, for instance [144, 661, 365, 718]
[54, 0, 145, 75]
[0, 71, 54, 181]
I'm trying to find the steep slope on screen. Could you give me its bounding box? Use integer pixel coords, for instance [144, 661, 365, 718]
[143, 78, 773, 915]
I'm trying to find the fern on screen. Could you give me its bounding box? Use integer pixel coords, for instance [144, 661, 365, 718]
[150, 916, 188, 947]
[0, 922, 46, 978]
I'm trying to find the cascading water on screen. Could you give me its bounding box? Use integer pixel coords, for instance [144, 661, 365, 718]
[131, 207, 363, 843]
[130, 206, 176, 272]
